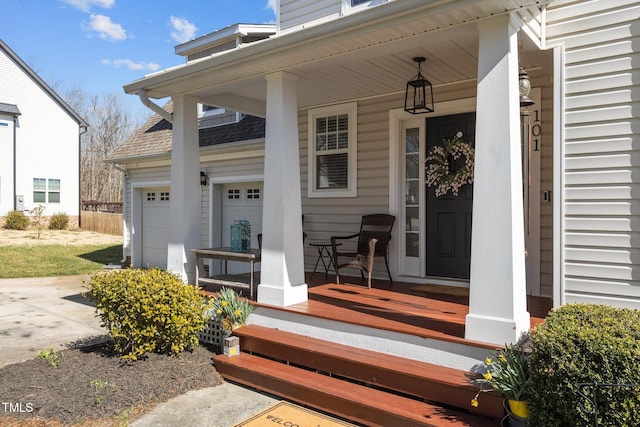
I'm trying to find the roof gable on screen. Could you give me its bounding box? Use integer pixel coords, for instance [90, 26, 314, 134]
[0, 38, 88, 127]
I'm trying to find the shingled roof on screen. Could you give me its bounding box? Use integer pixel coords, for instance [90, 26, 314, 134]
[107, 100, 265, 162]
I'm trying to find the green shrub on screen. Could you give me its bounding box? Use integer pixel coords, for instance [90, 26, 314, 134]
[48, 212, 69, 230]
[528, 304, 640, 426]
[4, 210, 29, 230]
[84, 268, 212, 360]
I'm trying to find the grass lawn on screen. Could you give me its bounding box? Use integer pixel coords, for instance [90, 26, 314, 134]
[0, 244, 122, 278]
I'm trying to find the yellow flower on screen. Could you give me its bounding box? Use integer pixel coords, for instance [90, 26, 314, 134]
[235, 310, 242, 316]
[470, 398, 479, 407]
[485, 357, 493, 365]
[498, 354, 506, 363]
[483, 372, 492, 381]
[221, 301, 228, 307]
[216, 309, 222, 315]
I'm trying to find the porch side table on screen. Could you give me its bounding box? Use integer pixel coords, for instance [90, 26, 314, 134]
[192, 247, 261, 300]
[309, 241, 340, 280]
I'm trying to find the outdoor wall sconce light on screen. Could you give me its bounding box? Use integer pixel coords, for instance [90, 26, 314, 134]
[200, 171, 208, 187]
[519, 69, 535, 107]
[404, 56, 434, 114]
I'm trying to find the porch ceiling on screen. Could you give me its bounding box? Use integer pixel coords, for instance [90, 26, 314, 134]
[123, 0, 553, 114]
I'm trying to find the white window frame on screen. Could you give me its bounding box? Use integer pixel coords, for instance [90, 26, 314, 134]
[307, 102, 357, 198]
[48, 179, 61, 203]
[342, 0, 387, 15]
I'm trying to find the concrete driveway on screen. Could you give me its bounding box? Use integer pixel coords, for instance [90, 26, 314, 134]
[0, 275, 106, 367]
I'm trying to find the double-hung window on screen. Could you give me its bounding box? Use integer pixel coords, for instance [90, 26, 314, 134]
[33, 178, 61, 203]
[308, 103, 357, 198]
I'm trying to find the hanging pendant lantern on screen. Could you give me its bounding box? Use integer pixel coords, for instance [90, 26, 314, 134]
[519, 69, 535, 107]
[404, 56, 434, 114]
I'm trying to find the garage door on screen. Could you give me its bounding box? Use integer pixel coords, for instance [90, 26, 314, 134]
[142, 187, 170, 269]
[222, 182, 263, 274]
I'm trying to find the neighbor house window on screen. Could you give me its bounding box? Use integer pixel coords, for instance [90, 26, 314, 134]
[33, 178, 46, 203]
[308, 102, 357, 198]
[48, 179, 60, 203]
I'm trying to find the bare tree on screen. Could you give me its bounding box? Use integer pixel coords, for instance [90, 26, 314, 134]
[64, 86, 140, 203]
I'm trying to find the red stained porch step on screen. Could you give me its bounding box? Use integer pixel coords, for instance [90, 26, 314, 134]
[213, 324, 502, 426]
[215, 352, 495, 427]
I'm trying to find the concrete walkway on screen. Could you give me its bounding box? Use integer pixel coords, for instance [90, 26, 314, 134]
[0, 275, 278, 426]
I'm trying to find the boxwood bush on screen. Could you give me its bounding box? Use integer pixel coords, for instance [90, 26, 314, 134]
[48, 212, 69, 230]
[84, 268, 212, 360]
[4, 210, 29, 230]
[528, 304, 640, 426]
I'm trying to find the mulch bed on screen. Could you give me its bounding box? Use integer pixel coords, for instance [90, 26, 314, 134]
[0, 339, 224, 426]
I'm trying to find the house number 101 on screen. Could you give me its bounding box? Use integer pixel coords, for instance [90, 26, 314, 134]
[532, 108, 541, 152]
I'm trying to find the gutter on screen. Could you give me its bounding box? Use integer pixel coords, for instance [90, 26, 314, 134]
[137, 90, 173, 123]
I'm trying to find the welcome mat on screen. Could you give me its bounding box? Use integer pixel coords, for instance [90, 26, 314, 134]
[234, 401, 357, 427]
[410, 283, 469, 297]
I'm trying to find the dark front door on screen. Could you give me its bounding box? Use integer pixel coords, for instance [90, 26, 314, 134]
[426, 112, 475, 279]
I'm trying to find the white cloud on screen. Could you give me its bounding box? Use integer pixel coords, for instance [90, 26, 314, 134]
[102, 59, 160, 72]
[85, 14, 127, 42]
[267, 0, 277, 14]
[62, 0, 115, 12]
[170, 16, 197, 44]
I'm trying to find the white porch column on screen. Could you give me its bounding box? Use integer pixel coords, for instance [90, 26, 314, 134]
[465, 15, 530, 345]
[258, 71, 308, 306]
[167, 95, 200, 284]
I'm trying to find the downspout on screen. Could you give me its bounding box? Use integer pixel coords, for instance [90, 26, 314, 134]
[137, 90, 173, 123]
[78, 125, 88, 228]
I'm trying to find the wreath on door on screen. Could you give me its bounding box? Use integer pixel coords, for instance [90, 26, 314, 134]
[425, 134, 475, 197]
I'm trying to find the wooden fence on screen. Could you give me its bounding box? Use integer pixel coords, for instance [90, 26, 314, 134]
[80, 211, 123, 236]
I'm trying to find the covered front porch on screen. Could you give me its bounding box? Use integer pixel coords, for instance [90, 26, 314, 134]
[124, 0, 557, 347]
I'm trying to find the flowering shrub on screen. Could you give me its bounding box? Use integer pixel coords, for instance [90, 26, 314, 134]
[209, 287, 255, 334]
[425, 135, 474, 197]
[471, 343, 530, 408]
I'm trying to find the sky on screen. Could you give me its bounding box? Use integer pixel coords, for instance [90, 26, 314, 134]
[0, 0, 276, 119]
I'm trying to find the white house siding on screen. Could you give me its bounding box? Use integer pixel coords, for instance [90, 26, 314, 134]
[547, 0, 640, 307]
[0, 49, 80, 217]
[0, 115, 15, 213]
[279, 0, 341, 32]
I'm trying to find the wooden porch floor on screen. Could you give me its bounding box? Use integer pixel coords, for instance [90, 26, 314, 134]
[204, 272, 553, 349]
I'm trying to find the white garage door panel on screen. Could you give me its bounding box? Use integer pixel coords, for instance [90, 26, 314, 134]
[142, 188, 170, 269]
[221, 183, 263, 275]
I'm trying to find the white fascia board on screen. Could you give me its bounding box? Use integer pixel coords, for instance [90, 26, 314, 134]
[175, 23, 277, 57]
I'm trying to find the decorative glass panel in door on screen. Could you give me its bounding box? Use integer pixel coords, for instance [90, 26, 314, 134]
[401, 119, 425, 276]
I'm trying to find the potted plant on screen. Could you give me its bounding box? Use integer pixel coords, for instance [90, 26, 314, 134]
[209, 287, 255, 336]
[472, 343, 530, 426]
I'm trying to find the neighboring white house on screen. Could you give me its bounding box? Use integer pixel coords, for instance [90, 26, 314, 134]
[114, 0, 640, 347]
[0, 39, 87, 221]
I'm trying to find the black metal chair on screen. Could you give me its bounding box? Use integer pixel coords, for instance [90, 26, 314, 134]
[330, 214, 395, 288]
